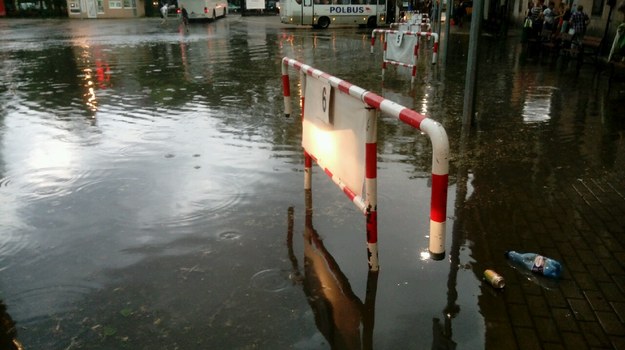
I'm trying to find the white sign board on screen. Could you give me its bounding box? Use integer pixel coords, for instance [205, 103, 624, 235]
[386, 32, 418, 64]
[246, 0, 265, 10]
[303, 78, 367, 197]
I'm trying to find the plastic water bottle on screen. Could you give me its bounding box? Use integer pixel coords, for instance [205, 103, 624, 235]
[505, 251, 562, 279]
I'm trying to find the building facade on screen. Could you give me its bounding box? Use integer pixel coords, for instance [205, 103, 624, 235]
[67, 0, 146, 18]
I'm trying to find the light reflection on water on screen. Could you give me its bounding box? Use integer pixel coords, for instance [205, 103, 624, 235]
[0, 15, 623, 350]
[522, 86, 556, 124]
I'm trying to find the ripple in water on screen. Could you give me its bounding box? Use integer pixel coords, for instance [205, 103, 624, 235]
[0, 177, 10, 188]
[0, 224, 35, 271]
[147, 196, 243, 234]
[217, 230, 241, 241]
[8, 167, 80, 201]
[74, 172, 154, 193]
[145, 175, 245, 234]
[250, 269, 291, 292]
[8, 283, 100, 326]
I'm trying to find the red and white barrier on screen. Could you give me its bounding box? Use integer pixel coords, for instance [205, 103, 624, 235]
[370, 29, 438, 65]
[390, 12, 431, 32]
[281, 57, 450, 267]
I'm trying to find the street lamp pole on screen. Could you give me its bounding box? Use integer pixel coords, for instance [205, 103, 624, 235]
[602, 0, 616, 53]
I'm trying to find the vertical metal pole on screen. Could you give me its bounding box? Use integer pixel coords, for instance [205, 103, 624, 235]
[281, 58, 292, 118]
[443, 0, 453, 63]
[365, 108, 379, 271]
[300, 71, 312, 191]
[462, 0, 483, 126]
[411, 41, 418, 84]
[435, 0, 442, 38]
[601, 5, 614, 54]
[419, 119, 449, 260]
[382, 34, 388, 78]
[431, 33, 439, 64]
[370, 29, 377, 54]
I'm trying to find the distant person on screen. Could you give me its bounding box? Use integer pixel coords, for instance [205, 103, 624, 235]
[180, 5, 189, 32]
[160, 3, 169, 24]
[560, 3, 572, 33]
[453, 0, 467, 27]
[529, 0, 543, 37]
[431, 0, 439, 23]
[569, 4, 589, 50]
[542, 2, 555, 32]
[554, 2, 565, 33]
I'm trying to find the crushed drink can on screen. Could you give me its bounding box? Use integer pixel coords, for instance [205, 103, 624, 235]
[484, 269, 505, 289]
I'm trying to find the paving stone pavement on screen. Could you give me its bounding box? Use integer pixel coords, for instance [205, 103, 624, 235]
[461, 169, 625, 348]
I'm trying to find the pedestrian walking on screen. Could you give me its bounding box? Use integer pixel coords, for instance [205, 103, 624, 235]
[569, 4, 590, 54]
[542, 2, 555, 32]
[560, 3, 571, 33]
[160, 3, 169, 25]
[180, 4, 189, 32]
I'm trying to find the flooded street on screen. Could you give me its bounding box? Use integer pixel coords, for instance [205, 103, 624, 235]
[1, 14, 625, 349]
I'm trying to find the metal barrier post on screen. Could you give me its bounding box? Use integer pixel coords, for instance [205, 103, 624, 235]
[365, 108, 378, 270]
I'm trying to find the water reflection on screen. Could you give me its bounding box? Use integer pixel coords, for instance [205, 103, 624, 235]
[287, 192, 378, 349]
[522, 86, 556, 124]
[0, 17, 624, 349]
[0, 300, 24, 350]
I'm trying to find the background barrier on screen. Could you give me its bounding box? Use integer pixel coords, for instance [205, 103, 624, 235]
[371, 30, 438, 61]
[370, 30, 438, 83]
[281, 57, 450, 269]
[390, 12, 431, 32]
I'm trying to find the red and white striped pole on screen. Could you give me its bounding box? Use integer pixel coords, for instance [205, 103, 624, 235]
[281, 61, 291, 118]
[362, 94, 449, 259]
[365, 108, 379, 270]
[300, 70, 312, 191]
[370, 28, 387, 54]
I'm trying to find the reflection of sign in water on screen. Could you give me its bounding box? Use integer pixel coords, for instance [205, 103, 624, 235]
[286, 202, 378, 349]
[522, 87, 554, 124]
[246, 0, 265, 9]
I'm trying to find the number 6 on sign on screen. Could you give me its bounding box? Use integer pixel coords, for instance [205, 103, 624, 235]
[304, 77, 332, 125]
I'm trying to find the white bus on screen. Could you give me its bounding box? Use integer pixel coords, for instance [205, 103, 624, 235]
[178, 0, 227, 20]
[279, 0, 386, 28]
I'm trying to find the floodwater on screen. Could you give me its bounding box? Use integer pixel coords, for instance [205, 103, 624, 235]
[0, 15, 624, 349]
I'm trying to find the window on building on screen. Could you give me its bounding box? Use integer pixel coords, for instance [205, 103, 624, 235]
[592, 0, 604, 16]
[97, 0, 104, 12]
[109, 0, 122, 8]
[123, 0, 136, 8]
